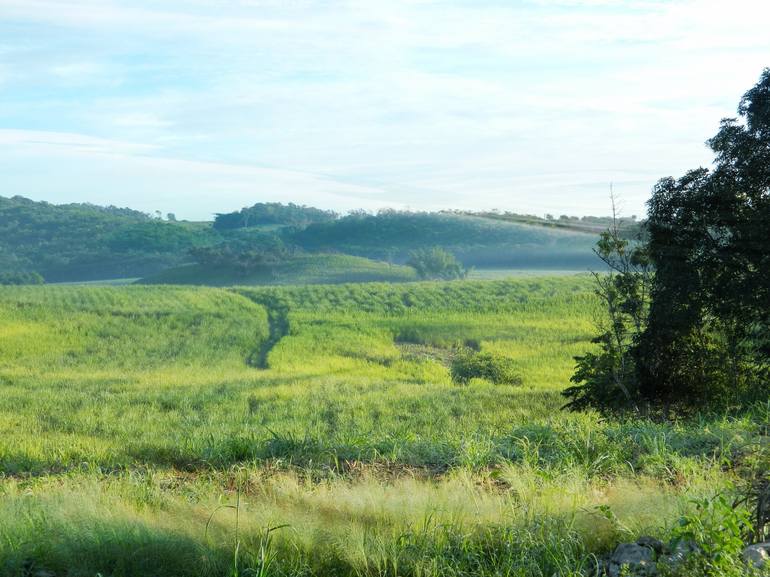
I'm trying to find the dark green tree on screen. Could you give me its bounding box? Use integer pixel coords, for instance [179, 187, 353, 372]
[636, 68, 770, 411]
[566, 68, 770, 416]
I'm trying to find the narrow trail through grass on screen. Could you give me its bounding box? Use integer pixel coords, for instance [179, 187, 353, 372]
[238, 291, 291, 368]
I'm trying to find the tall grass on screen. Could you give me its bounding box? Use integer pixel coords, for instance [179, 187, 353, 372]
[0, 278, 765, 576]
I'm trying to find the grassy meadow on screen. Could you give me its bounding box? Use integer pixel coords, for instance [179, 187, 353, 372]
[0, 277, 766, 576]
[140, 254, 419, 286]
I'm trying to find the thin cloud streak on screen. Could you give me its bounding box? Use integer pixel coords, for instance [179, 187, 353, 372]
[0, 129, 399, 217]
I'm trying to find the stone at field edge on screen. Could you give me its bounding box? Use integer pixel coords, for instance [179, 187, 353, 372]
[743, 542, 770, 569]
[608, 543, 657, 577]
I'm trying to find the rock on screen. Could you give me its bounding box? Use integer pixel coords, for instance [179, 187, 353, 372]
[743, 542, 770, 569]
[660, 539, 699, 567]
[608, 543, 658, 577]
[636, 536, 665, 555]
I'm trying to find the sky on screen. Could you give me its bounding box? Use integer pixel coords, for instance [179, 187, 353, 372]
[1, 0, 769, 221]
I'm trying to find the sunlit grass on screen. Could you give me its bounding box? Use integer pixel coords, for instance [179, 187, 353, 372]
[0, 277, 765, 576]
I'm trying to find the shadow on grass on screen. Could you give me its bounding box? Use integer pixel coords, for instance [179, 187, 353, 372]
[1, 495, 595, 577]
[0, 507, 229, 577]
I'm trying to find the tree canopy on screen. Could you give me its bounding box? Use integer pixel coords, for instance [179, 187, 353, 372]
[636, 68, 770, 411]
[0, 196, 222, 282]
[565, 68, 770, 415]
[213, 202, 337, 230]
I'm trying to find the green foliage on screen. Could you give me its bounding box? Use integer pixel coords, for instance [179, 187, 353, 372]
[238, 276, 596, 314]
[0, 285, 269, 372]
[189, 234, 291, 274]
[563, 206, 651, 415]
[406, 246, 467, 280]
[569, 70, 770, 417]
[0, 195, 218, 281]
[663, 494, 753, 577]
[142, 253, 418, 286]
[213, 202, 337, 230]
[450, 350, 522, 385]
[0, 196, 602, 284]
[107, 220, 208, 253]
[635, 69, 770, 412]
[460, 209, 642, 237]
[0, 270, 44, 285]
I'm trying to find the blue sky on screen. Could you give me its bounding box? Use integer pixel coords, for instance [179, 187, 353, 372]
[1, 0, 769, 220]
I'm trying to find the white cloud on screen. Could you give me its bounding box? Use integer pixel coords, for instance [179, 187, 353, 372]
[1, 0, 769, 217]
[112, 113, 172, 129]
[51, 61, 103, 79]
[0, 129, 158, 155]
[0, 129, 399, 218]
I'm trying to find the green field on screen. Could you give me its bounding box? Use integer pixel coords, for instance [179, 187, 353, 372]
[0, 278, 765, 576]
[140, 254, 419, 286]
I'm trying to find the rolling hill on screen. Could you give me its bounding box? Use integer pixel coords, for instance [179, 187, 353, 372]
[1, 196, 604, 285]
[140, 254, 419, 286]
[288, 211, 600, 269]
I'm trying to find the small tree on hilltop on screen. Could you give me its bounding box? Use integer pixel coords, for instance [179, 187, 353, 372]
[406, 247, 467, 280]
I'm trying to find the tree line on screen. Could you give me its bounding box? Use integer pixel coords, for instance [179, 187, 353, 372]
[0, 198, 599, 283]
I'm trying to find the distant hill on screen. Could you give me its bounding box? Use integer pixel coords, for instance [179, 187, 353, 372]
[0, 195, 216, 282]
[0, 196, 609, 285]
[288, 211, 600, 269]
[459, 210, 642, 237]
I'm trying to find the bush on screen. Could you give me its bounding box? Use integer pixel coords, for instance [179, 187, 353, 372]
[661, 493, 753, 577]
[0, 271, 44, 285]
[407, 247, 466, 280]
[451, 351, 522, 385]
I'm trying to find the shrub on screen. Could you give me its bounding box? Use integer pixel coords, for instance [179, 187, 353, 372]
[661, 493, 753, 577]
[0, 271, 44, 285]
[451, 351, 522, 385]
[406, 247, 466, 280]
